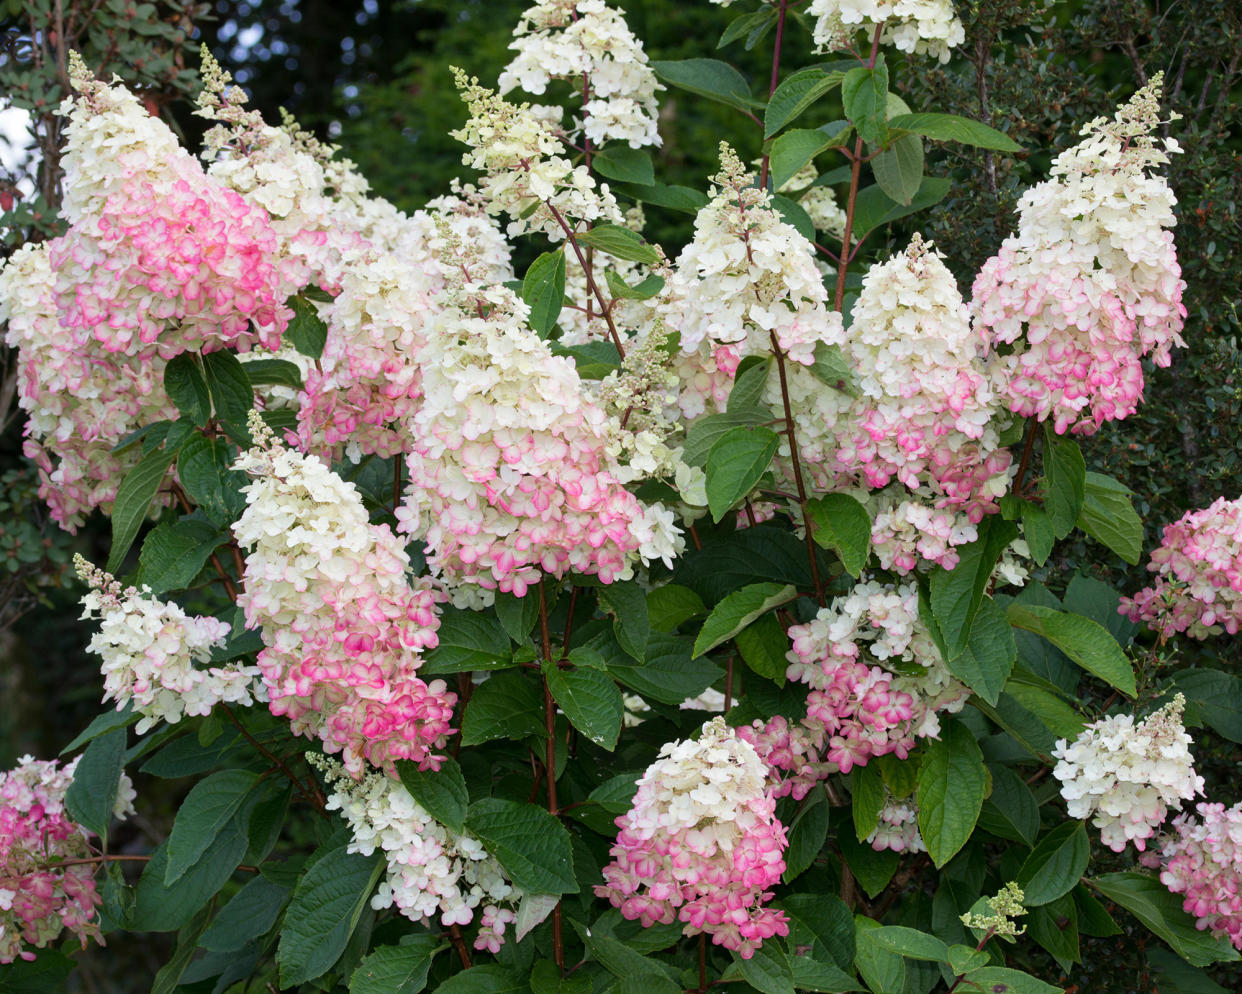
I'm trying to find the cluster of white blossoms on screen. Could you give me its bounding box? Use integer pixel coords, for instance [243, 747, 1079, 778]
[806, 0, 964, 63]
[397, 283, 681, 604]
[451, 70, 623, 240]
[1053, 694, 1204, 853]
[662, 144, 840, 372]
[310, 756, 518, 944]
[499, 0, 662, 148]
[974, 75, 1186, 435]
[74, 556, 264, 734]
[233, 414, 456, 776]
[866, 793, 925, 854]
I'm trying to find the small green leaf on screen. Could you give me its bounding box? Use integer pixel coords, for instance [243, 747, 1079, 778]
[651, 58, 758, 113]
[163, 353, 211, 425]
[705, 425, 780, 522]
[136, 517, 224, 594]
[522, 249, 567, 338]
[1077, 472, 1142, 564]
[202, 349, 254, 429]
[808, 342, 859, 396]
[494, 590, 539, 642]
[1017, 822, 1090, 906]
[107, 445, 179, 573]
[604, 270, 664, 300]
[806, 494, 872, 577]
[682, 406, 773, 468]
[1006, 604, 1136, 697]
[466, 798, 577, 894]
[735, 943, 795, 994]
[929, 516, 1019, 660]
[783, 789, 829, 884]
[598, 579, 650, 661]
[592, 145, 655, 186]
[728, 357, 771, 413]
[765, 68, 845, 137]
[286, 295, 328, 359]
[887, 112, 1021, 151]
[693, 581, 796, 657]
[717, 7, 776, 50]
[550, 340, 623, 379]
[64, 728, 127, 841]
[917, 720, 987, 867]
[870, 926, 950, 963]
[770, 127, 835, 192]
[545, 664, 624, 750]
[278, 845, 386, 987]
[574, 224, 660, 264]
[396, 756, 469, 834]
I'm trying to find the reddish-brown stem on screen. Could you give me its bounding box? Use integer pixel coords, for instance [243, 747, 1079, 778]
[756, 0, 790, 192]
[448, 925, 473, 969]
[698, 933, 708, 993]
[545, 201, 625, 357]
[171, 481, 240, 600]
[688, 524, 703, 551]
[562, 586, 580, 657]
[833, 26, 884, 313]
[220, 703, 325, 815]
[1011, 419, 1038, 495]
[724, 657, 735, 712]
[770, 332, 826, 606]
[47, 853, 257, 873]
[538, 580, 565, 969]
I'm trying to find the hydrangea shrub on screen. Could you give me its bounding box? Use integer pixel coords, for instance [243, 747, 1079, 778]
[1, 1, 1240, 991]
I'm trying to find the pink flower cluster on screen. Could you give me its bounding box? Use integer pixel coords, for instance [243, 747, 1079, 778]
[1158, 801, 1242, 950]
[1120, 495, 1242, 640]
[973, 75, 1186, 435]
[596, 718, 789, 958]
[0, 59, 306, 530]
[0, 756, 135, 964]
[233, 414, 456, 776]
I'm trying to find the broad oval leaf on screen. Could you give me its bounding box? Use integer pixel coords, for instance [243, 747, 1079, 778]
[692, 581, 796, 657]
[765, 68, 845, 137]
[545, 664, 624, 750]
[705, 425, 780, 522]
[806, 493, 872, 577]
[887, 112, 1021, 151]
[1017, 821, 1089, 906]
[465, 798, 577, 894]
[64, 727, 127, 841]
[916, 720, 987, 867]
[1006, 604, 1136, 697]
[521, 249, 567, 338]
[573, 224, 660, 264]
[651, 58, 758, 114]
[396, 756, 469, 834]
[165, 769, 259, 885]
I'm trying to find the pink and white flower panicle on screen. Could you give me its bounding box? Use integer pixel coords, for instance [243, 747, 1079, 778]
[75, 555, 264, 734]
[1120, 494, 1242, 640]
[232, 412, 456, 777]
[0, 756, 136, 964]
[596, 717, 789, 958]
[1052, 693, 1203, 852]
[1157, 801, 1242, 951]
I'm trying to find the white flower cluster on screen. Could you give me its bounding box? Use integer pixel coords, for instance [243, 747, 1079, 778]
[311, 756, 518, 936]
[1053, 694, 1204, 853]
[452, 70, 623, 240]
[662, 144, 840, 369]
[499, 0, 662, 148]
[974, 75, 1186, 435]
[74, 556, 263, 734]
[808, 0, 964, 63]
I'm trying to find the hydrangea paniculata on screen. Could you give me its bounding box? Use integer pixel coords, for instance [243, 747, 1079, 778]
[232, 413, 455, 776]
[1120, 495, 1242, 639]
[806, 0, 964, 63]
[596, 717, 789, 958]
[974, 75, 1186, 435]
[1157, 801, 1242, 950]
[0, 756, 135, 964]
[1052, 694, 1203, 852]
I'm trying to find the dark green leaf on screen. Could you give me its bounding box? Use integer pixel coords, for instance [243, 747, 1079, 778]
[728, 357, 771, 413]
[199, 874, 290, 952]
[466, 798, 577, 894]
[647, 584, 706, 633]
[434, 966, 527, 994]
[606, 632, 722, 704]
[871, 131, 923, 206]
[150, 907, 211, 994]
[396, 756, 469, 834]
[977, 764, 1040, 846]
[279, 845, 386, 987]
[107, 445, 178, 573]
[770, 127, 834, 192]
[854, 918, 905, 994]
[136, 517, 224, 594]
[947, 595, 1015, 706]
[852, 762, 886, 842]
[886, 112, 1021, 151]
[461, 671, 544, 746]
[1175, 668, 1242, 743]
[682, 406, 773, 468]
[164, 353, 211, 425]
[781, 893, 855, 971]
[705, 425, 780, 522]
[598, 579, 650, 661]
[929, 516, 1019, 659]
[604, 271, 664, 300]
[808, 342, 859, 396]
[61, 705, 137, 756]
[693, 581, 797, 657]
[850, 176, 950, 240]
[718, 8, 776, 50]
[592, 146, 655, 186]
[1017, 822, 1089, 906]
[131, 829, 250, 932]
[241, 357, 304, 389]
[650, 58, 758, 113]
[202, 349, 254, 429]
[917, 720, 986, 867]
[166, 769, 259, 884]
[0, 950, 76, 992]
[177, 432, 247, 528]
[783, 789, 829, 884]
[771, 193, 816, 242]
[65, 727, 127, 840]
[735, 943, 795, 994]
[1093, 873, 1241, 967]
[1042, 432, 1086, 540]
[522, 249, 567, 338]
[610, 182, 709, 214]
[1064, 574, 1137, 647]
[870, 926, 949, 963]
[350, 941, 439, 994]
[545, 664, 624, 750]
[494, 590, 539, 643]
[550, 340, 623, 379]
[736, 611, 788, 682]
[1006, 604, 1136, 697]
[424, 607, 512, 673]
[961, 967, 1063, 994]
